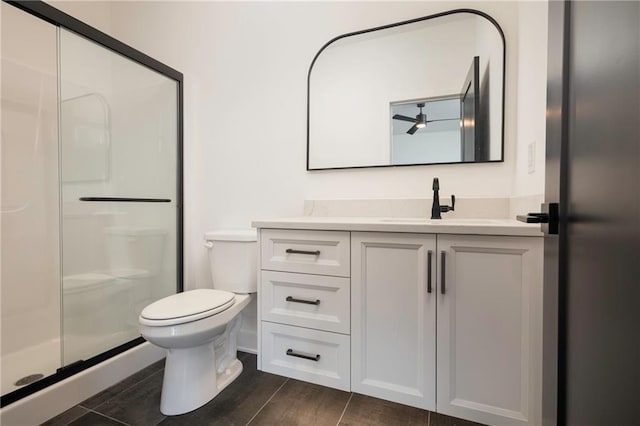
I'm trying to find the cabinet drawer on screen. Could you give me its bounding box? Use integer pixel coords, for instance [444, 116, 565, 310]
[261, 229, 350, 277]
[261, 322, 350, 391]
[261, 271, 350, 334]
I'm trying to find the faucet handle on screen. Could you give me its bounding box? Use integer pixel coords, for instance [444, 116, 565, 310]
[440, 194, 456, 213]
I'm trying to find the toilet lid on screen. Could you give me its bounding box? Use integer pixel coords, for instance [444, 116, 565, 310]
[140, 289, 235, 325]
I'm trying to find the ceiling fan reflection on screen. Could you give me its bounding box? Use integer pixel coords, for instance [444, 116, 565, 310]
[392, 102, 459, 135]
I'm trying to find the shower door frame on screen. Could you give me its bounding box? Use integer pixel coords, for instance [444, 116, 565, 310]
[0, 0, 184, 407]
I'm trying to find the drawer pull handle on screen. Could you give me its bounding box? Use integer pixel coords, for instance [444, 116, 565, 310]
[286, 349, 321, 362]
[285, 248, 321, 256]
[427, 250, 433, 293]
[441, 251, 446, 294]
[286, 296, 321, 305]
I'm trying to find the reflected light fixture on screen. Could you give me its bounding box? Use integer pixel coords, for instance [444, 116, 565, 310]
[392, 102, 460, 135]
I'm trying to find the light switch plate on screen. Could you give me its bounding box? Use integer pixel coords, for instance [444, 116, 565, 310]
[528, 141, 536, 174]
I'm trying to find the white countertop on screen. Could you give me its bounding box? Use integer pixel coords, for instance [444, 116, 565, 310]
[252, 217, 543, 237]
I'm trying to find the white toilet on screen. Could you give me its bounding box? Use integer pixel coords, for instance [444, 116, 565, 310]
[138, 229, 257, 416]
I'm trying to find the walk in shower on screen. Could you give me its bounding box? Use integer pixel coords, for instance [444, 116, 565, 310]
[1, 1, 183, 405]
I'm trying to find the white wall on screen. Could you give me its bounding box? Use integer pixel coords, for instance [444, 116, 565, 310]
[47, 0, 112, 34]
[46, 1, 548, 292]
[514, 1, 548, 197]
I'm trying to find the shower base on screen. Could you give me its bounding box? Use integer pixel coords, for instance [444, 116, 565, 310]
[1, 338, 59, 395]
[1, 329, 138, 396]
[0, 340, 164, 425]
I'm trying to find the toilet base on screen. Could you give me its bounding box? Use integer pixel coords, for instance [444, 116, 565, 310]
[159, 344, 243, 415]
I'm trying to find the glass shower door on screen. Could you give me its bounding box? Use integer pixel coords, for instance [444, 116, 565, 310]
[59, 29, 179, 365]
[0, 1, 60, 395]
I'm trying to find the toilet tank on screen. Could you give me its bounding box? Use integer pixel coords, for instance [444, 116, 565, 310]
[105, 226, 167, 276]
[205, 229, 257, 293]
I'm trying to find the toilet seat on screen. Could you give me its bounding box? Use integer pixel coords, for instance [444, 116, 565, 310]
[140, 289, 235, 327]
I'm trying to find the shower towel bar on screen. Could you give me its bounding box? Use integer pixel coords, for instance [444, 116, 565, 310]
[79, 197, 171, 203]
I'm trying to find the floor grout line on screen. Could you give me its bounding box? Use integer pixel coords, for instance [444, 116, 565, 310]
[52, 406, 90, 426]
[335, 392, 354, 426]
[83, 408, 133, 426]
[83, 368, 164, 412]
[245, 378, 289, 425]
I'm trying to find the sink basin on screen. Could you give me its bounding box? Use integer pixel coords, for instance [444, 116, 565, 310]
[378, 218, 432, 223]
[379, 218, 508, 225]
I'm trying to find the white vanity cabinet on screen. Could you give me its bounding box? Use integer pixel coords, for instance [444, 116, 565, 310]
[258, 229, 351, 391]
[351, 232, 543, 425]
[351, 232, 437, 411]
[255, 220, 543, 426]
[436, 234, 543, 426]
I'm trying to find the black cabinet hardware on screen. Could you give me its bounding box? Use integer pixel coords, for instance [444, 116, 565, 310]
[427, 250, 433, 293]
[441, 251, 446, 294]
[285, 248, 320, 256]
[286, 296, 321, 305]
[286, 349, 320, 361]
[79, 197, 171, 203]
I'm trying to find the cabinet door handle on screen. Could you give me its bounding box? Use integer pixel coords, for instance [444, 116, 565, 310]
[427, 250, 433, 293]
[441, 251, 446, 294]
[285, 248, 320, 256]
[286, 349, 320, 361]
[286, 296, 320, 305]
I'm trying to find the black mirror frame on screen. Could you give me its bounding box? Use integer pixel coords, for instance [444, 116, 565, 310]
[306, 8, 506, 171]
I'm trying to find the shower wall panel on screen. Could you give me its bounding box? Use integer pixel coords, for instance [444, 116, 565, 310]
[0, 2, 61, 394]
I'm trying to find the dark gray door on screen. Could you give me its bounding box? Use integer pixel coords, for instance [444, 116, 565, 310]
[460, 56, 480, 162]
[544, 2, 640, 425]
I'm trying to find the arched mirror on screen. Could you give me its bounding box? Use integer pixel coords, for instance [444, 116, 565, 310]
[307, 10, 505, 170]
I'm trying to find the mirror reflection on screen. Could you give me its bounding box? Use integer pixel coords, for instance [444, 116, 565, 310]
[391, 98, 461, 165]
[308, 10, 504, 170]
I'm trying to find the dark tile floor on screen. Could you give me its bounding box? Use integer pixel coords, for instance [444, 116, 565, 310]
[42, 353, 483, 426]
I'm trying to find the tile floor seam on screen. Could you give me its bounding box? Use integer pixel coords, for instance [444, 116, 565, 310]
[50, 406, 89, 426]
[84, 369, 165, 412]
[334, 392, 354, 425]
[244, 377, 290, 425]
[83, 408, 133, 426]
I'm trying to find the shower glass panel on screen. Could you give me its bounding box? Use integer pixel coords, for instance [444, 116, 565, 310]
[59, 29, 178, 365]
[0, 2, 60, 395]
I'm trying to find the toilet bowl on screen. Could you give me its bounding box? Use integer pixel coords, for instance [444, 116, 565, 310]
[138, 229, 257, 416]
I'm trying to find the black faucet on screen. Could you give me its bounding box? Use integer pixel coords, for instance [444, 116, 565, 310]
[431, 177, 456, 219]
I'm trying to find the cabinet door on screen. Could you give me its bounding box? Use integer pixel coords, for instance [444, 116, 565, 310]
[351, 232, 436, 410]
[437, 235, 543, 425]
